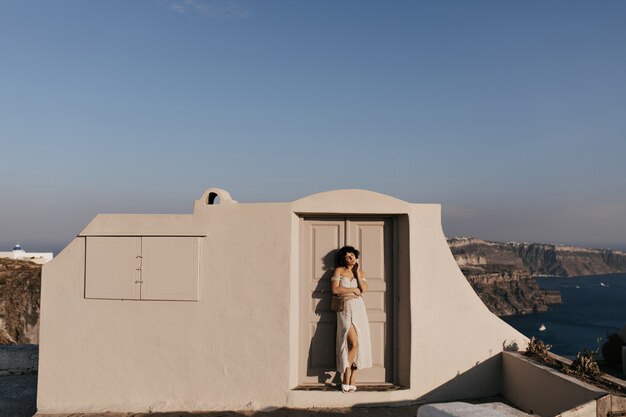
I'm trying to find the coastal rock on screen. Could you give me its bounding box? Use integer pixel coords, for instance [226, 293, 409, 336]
[0, 259, 41, 345]
[464, 268, 561, 316]
[449, 237, 626, 278]
[448, 237, 626, 316]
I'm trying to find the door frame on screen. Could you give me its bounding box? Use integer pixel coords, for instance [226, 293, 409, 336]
[297, 214, 399, 386]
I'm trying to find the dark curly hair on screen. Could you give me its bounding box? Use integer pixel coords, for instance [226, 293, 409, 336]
[335, 246, 360, 267]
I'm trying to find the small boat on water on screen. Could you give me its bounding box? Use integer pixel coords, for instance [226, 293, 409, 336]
[575, 285, 580, 289]
[539, 324, 546, 331]
[600, 282, 608, 287]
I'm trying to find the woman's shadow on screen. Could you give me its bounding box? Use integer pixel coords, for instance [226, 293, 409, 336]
[306, 249, 343, 385]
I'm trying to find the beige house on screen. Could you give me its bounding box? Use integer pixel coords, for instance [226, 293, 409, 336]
[38, 188, 527, 413]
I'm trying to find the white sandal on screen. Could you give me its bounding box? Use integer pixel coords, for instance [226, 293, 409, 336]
[349, 385, 357, 392]
[341, 384, 351, 393]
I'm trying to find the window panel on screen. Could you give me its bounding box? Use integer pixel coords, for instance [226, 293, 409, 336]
[85, 236, 200, 301]
[141, 237, 199, 301]
[85, 237, 141, 300]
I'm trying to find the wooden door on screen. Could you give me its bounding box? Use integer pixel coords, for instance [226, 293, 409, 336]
[300, 217, 393, 385]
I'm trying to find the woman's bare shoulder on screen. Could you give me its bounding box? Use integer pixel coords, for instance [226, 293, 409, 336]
[333, 266, 346, 276]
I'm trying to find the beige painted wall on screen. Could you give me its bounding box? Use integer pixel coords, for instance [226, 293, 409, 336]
[38, 189, 527, 413]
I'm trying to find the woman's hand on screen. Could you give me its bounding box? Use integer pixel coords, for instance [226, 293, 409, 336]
[352, 262, 361, 278]
[354, 263, 368, 293]
[353, 288, 361, 296]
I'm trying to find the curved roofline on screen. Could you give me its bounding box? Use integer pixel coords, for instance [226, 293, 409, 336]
[290, 189, 417, 214]
[292, 188, 409, 205]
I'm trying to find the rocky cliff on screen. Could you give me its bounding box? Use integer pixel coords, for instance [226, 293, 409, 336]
[449, 237, 626, 316]
[449, 237, 626, 277]
[0, 259, 41, 344]
[463, 269, 562, 316]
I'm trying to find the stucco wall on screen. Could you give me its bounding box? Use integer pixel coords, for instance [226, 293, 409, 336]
[39, 204, 294, 413]
[408, 203, 524, 402]
[38, 189, 527, 413]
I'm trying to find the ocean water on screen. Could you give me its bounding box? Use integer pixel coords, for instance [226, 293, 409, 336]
[501, 273, 626, 358]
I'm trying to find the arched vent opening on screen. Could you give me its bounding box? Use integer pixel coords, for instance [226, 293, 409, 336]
[199, 188, 237, 206]
[207, 192, 220, 205]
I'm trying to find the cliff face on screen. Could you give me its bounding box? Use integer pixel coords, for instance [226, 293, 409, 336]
[449, 237, 626, 278]
[0, 259, 41, 344]
[464, 269, 562, 316]
[448, 237, 626, 316]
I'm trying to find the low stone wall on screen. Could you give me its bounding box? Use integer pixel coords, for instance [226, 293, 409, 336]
[502, 352, 607, 417]
[0, 345, 38, 375]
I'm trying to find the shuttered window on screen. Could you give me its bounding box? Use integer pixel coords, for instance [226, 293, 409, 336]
[85, 236, 200, 301]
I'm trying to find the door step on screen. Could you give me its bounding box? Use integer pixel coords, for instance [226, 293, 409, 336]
[294, 384, 407, 392]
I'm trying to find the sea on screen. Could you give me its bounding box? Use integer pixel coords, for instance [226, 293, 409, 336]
[501, 273, 626, 359]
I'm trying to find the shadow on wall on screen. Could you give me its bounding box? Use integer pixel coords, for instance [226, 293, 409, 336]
[307, 250, 342, 385]
[416, 354, 503, 404]
[346, 354, 512, 410]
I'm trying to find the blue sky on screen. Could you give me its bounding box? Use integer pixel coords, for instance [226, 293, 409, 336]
[1, 0, 625, 253]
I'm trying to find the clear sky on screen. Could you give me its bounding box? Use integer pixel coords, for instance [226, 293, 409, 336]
[1, 0, 625, 254]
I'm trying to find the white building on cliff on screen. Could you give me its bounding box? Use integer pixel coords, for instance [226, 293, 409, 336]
[0, 244, 53, 264]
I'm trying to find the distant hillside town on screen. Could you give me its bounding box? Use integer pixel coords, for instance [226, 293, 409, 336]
[448, 237, 626, 277]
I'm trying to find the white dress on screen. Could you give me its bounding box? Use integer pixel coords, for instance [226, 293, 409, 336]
[332, 275, 373, 373]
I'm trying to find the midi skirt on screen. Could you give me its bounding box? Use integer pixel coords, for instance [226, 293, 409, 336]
[333, 276, 373, 372]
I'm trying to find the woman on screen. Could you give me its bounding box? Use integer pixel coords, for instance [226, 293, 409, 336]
[331, 246, 372, 393]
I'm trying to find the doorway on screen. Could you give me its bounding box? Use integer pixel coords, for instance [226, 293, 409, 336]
[299, 217, 395, 385]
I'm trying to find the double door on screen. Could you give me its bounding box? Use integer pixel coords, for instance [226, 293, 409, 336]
[299, 217, 393, 385]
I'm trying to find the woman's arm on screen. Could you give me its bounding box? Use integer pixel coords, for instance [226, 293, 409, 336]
[354, 264, 368, 293]
[331, 267, 362, 295]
